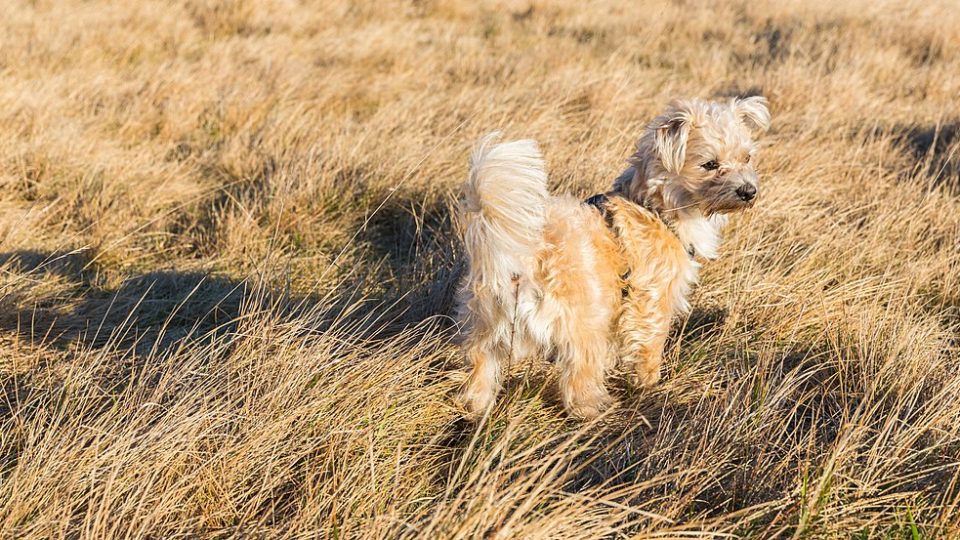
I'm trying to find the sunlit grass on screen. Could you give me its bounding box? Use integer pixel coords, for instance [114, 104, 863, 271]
[0, 0, 959, 537]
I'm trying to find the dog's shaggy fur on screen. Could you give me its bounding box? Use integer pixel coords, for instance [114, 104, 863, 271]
[455, 97, 771, 419]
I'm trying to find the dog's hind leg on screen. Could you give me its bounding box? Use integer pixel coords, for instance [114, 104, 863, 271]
[556, 321, 614, 419]
[459, 337, 507, 418]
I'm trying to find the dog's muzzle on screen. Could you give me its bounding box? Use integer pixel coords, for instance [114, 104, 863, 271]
[736, 183, 757, 202]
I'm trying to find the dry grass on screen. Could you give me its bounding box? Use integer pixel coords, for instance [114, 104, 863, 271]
[1, 0, 959, 537]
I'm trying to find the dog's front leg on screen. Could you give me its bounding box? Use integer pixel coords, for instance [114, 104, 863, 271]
[618, 292, 671, 388]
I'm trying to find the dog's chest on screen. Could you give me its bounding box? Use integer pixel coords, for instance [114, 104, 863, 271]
[668, 253, 699, 315]
[612, 217, 700, 316]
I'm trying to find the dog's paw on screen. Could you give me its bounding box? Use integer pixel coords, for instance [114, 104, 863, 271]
[565, 391, 614, 420]
[632, 364, 661, 388]
[456, 387, 496, 420]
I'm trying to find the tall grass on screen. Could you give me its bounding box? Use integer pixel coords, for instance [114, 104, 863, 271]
[1, 0, 959, 537]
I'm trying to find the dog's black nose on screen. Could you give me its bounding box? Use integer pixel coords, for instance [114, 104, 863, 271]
[736, 184, 757, 201]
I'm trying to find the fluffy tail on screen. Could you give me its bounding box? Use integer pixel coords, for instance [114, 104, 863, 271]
[460, 132, 548, 292]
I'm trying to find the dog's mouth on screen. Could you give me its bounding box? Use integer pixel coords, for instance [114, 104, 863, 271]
[702, 193, 756, 215]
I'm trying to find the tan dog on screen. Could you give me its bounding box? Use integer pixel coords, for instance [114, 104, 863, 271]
[455, 97, 771, 419]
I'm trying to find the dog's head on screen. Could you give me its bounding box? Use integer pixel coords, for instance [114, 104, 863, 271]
[628, 97, 770, 215]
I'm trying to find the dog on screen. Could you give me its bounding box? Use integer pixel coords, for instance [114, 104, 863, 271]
[454, 97, 770, 419]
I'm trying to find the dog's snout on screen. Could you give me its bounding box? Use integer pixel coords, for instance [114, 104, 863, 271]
[736, 184, 757, 201]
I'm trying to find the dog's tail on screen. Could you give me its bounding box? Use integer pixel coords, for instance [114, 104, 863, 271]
[460, 132, 548, 291]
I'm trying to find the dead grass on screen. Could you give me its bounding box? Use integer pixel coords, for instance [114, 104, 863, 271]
[1, 0, 960, 537]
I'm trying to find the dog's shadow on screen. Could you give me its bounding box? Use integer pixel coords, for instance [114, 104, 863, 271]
[1, 249, 254, 353]
[0, 249, 248, 420]
[357, 190, 465, 327]
[0, 184, 465, 419]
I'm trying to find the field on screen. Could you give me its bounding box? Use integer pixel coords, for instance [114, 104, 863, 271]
[1, 0, 959, 537]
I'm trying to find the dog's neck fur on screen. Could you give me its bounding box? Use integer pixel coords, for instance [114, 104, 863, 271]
[613, 164, 725, 260]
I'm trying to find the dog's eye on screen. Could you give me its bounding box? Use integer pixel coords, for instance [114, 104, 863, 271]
[744, 154, 751, 164]
[701, 160, 720, 171]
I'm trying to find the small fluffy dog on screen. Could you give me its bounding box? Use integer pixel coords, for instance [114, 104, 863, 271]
[455, 97, 770, 419]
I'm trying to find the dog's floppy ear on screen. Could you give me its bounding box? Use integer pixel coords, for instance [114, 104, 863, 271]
[735, 96, 770, 134]
[653, 102, 693, 174]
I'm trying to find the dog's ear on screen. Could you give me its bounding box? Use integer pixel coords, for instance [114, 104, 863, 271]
[735, 96, 770, 134]
[653, 102, 693, 174]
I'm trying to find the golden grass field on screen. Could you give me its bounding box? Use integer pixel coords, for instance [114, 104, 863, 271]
[1, 0, 959, 537]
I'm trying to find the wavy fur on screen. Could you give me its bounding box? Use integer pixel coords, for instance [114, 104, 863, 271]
[456, 98, 769, 419]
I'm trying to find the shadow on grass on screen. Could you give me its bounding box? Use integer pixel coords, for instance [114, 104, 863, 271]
[0, 185, 465, 384]
[898, 121, 960, 190]
[0, 241, 455, 358]
[566, 343, 845, 517]
[0, 250, 247, 354]
[360, 190, 464, 326]
[0, 244, 463, 430]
